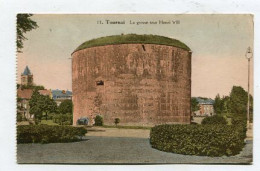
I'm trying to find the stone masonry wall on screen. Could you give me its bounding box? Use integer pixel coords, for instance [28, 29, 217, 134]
[72, 44, 191, 126]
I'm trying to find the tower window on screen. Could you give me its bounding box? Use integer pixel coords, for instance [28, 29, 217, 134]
[96, 80, 104, 86]
[142, 45, 146, 51]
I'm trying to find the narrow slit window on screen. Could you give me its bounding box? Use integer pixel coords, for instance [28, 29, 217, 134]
[142, 45, 146, 51]
[96, 80, 104, 86]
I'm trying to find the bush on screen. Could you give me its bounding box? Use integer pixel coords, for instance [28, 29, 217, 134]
[150, 124, 246, 157]
[114, 118, 120, 126]
[201, 115, 228, 125]
[17, 125, 87, 144]
[17, 114, 23, 122]
[94, 115, 103, 126]
[52, 113, 72, 125]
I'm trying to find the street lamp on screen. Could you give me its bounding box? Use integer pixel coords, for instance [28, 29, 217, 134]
[245, 47, 253, 129]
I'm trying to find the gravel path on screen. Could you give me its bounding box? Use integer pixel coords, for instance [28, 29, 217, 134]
[17, 128, 253, 164]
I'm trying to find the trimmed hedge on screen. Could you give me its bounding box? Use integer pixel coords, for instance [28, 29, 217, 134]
[201, 115, 228, 125]
[17, 125, 87, 144]
[150, 124, 246, 157]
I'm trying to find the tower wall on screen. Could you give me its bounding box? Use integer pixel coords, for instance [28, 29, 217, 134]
[72, 43, 191, 126]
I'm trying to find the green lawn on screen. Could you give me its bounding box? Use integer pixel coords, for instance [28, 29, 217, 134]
[40, 120, 58, 125]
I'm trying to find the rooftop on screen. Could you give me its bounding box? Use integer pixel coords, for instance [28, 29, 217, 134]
[73, 34, 191, 53]
[22, 66, 32, 76]
[195, 97, 215, 105]
[52, 89, 72, 97]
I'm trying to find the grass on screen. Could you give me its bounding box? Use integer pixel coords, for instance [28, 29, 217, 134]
[101, 125, 151, 130]
[73, 34, 191, 53]
[40, 119, 58, 125]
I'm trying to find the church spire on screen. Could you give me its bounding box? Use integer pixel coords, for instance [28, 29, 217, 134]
[22, 66, 32, 76]
[21, 66, 33, 86]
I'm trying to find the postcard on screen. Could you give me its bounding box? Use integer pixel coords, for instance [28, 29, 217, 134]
[16, 14, 253, 164]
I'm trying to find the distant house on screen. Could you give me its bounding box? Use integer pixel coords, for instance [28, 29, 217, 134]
[17, 88, 52, 119]
[51, 89, 72, 106]
[194, 97, 215, 117]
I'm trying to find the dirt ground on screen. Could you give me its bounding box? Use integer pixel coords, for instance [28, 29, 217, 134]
[86, 127, 150, 138]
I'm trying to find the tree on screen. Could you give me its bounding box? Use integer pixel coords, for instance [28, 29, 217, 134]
[213, 94, 222, 114]
[29, 106, 42, 124]
[42, 96, 57, 120]
[229, 86, 248, 115]
[58, 99, 73, 114]
[17, 14, 38, 52]
[221, 96, 231, 114]
[191, 97, 200, 113]
[29, 90, 57, 123]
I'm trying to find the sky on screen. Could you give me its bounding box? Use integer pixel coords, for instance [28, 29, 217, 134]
[17, 14, 254, 98]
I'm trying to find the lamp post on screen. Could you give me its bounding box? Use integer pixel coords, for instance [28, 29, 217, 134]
[245, 47, 253, 129]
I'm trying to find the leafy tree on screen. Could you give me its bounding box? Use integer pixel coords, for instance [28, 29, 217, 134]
[42, 96, 57, 120]
[29, 90, 57, 123]
[58, 99, 73, 114]
[17, 14, 38, 52]
[114, 118, 120, 126]
[221, 96, 231, 114]
[213, 94, 222, 114]
[229, 86, 248, 115]
[30, 106, 42, 124]
[191, 97, 200, 113]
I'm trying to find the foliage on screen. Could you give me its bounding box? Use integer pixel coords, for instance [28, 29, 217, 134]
[74, 34, 191, 53]
[53, 113, 73, 125]
[29, 91, 57, 123]
[17, 125, 87, 144]
[191, 97, 200, 113]
[20, 84, 45, 91]
[17, 14, 38, 52]
[229, 86, 248, 115]
[58, 100, 73, 114]
[29, 106, 42, 124]
[17, 114, 23, 122]
[114, 118, 120, 126]
[213, 86, 253, 122]
[201, 115, 228, 125]
[150, 124, 246, 157]
[94, 115, 103, 126]
[213, 94, 222, 114]
[40, 119, 58, 125]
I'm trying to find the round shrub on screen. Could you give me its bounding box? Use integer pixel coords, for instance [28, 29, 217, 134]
[94, 115, 103, 126]
[201, 115, 227, 125]
[150, 124, 246, 157]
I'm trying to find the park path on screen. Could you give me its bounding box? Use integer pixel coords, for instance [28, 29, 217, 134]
[17, 127, 253, 164]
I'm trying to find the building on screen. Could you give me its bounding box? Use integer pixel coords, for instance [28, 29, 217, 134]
[194, 97, 215, 117]
[17, 88, 52, 119]
[51, 89, 72, 106]
[17, 66, 52, 120]
[21, 66, 33, 86]
[72, 34, 192, 126]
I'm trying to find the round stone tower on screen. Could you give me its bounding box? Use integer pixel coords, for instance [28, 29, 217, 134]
[72, 34, 192, 126]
